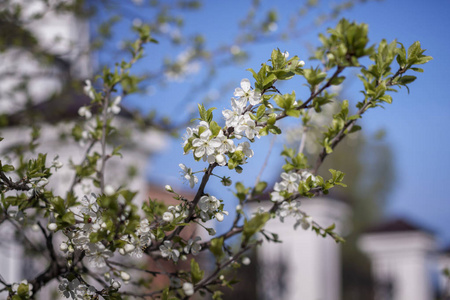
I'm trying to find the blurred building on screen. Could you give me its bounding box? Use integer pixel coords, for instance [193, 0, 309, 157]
[0, 1, 167, 296]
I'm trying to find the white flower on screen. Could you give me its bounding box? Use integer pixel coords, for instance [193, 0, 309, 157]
[84, 80, 95, 100]
[120, 271, 131, 282]
[162, 212, 174, 223]
[236, 141, 254, 158]
[85, 242, 113, 268]
[52, 155, 63, 169]
[223, 97, 246, 128]
[213, 131, 235, 154]
[192, 130, 220, 158]
[48, 223, 57, 231]
[160, 241, 180, 262]
[60, 242, 69, 252]
[107, 96, 122, 114]
[111, 279, 121, 290]
[184, 236, 202, 255]
[104, 185, 115, 196]
[124, 243, 135, 254]
[242, 257, 251, 265]
[182, 282, 194, 296]
[80, 193, 99, 216]
[215, 211, 228, 222]
[234, 78, 261, 105]
[179, 164, 198, 188]
[198, 195, 220, 213]
[235, 112, 262, 140]
[78, 106, 92, 119]
[279, 172, 301, 193]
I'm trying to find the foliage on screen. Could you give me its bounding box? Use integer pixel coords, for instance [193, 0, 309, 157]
[0, 1, 432, 299]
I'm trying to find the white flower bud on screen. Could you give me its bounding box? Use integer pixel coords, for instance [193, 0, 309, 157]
[59, 242, 68, 252]
[215, 212, 224, 222]
[104, 185, 115, 196]
[242, 257, 251, 265]
[162, 212, 174, 223]
[118, 248, 126, 255]
[111, 279, 121, 290]
[165, 185, 173, 192]
[182, 282, 194, 296]
[68, 245, 74, 253]
[124, 244, 135, 254]
[219, 275, 225, 280]
[120, 271, 131, 282]
[47, 223, 57, 231]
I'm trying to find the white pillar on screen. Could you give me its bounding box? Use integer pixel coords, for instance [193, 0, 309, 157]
[358, 220, 436, 300]
[253, 197, 350, 300]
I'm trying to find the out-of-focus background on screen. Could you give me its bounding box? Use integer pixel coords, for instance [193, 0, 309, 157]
[0, 0, 449, 299]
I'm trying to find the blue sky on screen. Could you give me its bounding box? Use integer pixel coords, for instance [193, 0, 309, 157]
[108, 0, 450, 244]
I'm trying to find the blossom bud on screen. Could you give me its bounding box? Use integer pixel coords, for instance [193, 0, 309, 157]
[182, 282, 194, 296]
[207, 228, 216, 236]
[118, 248, 126, 255]
[162, 212, 174, 223]
[60, 242, 68, 252]
[242, 257, 251, 265]
[111, 279, 121, 290]
[104, 185, 115, 196]
[215, 212, 224, 222]
[47, 223, 57, 231]
[219, 275, 225, 281]
[104, 273, 111, 281]
[165, 185, 174, 192]
[124, 244, 135, 254]
[120, 271, 131, 282]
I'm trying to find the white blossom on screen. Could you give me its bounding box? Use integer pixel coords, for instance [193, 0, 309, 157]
[83, 79, 95, 100]
[182, 282, 194, 296]
[234, 78, 261, 105]
[179, 163, 198, 188]
[184, 236, 202, 255]
[163, 212, 174, 222]
[78, 106, 92, 119]
[160, 240, 180, 262]
[107, 96, 122, 114]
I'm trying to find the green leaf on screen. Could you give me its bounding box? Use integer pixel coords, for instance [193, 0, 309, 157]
[256, 104, 266, 119]
[253, 181, 267, 195]
[61, 211, 76, 226]
[210, 237, 224, 259]
[397, 75, 417, 85]
[242, 212, 270, 242]
[1, 164, 14, 172]
[190, 260, 204, 285]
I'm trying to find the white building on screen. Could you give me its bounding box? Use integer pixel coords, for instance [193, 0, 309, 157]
[253, 197, 351, 300]
[359, 219, 438, 300]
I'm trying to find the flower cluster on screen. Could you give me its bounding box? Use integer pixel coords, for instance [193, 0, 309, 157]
[59, 193, 153, 269]
[162, 204, 188, 223]
[270, 171, 318, 202]
[59, 278, 96, 299]
[277, 200, 313, 230]
[182, 78, 261, 168]
[198, 195, 228, 222]
[223, 79, 263, 140]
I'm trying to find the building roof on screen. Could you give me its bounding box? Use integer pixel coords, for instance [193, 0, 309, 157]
[365, 218, 435, 235]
